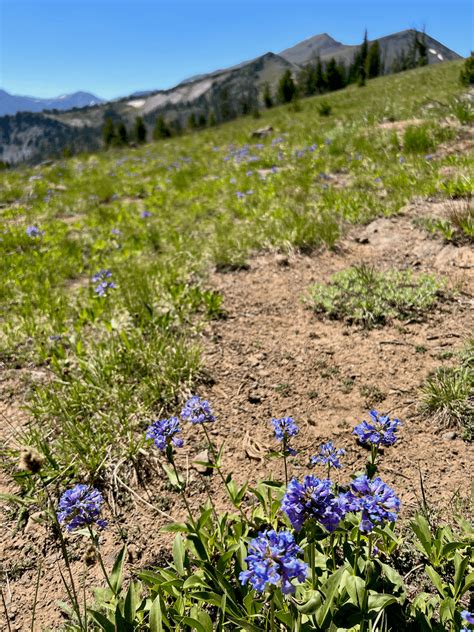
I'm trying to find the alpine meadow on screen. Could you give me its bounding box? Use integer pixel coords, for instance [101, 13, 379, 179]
[1, 51, 473, 632]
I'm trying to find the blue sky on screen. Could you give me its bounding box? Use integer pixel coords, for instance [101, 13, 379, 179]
[0, 0, 472, 99]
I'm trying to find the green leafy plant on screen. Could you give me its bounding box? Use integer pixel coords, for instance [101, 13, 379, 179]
[308, 265, 443, 328]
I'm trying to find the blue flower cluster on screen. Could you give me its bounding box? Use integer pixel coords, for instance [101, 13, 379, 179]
[271, 417, 299, 455]
[239, 530, 308, 594]
[181, 396, 215, 424]
[57, 484, 107, 532]
[462, 610, 474, 631]
[146, 417, 184, 451]
[311, 441, 345, 470]
[342, 475, 400, 533]
[92, 269, 116, 297]
[26, 225, 44, 237]
[281, 476, 344, 532]
[353, 410, 401, 447]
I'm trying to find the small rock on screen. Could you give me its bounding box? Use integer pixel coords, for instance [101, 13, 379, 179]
[248, 392, 262, 404]
[275, 254, 289, 267]
[251, 125, 273, 138]
[193, 449, 211, 474]
[442, 431, 457, 440]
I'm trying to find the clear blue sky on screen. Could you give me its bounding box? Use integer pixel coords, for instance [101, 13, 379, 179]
[0, 0, 472, 99]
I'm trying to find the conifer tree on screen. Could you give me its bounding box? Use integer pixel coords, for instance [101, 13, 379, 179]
[134, 116, 147, 143]
[153, 115, 171, 140]
[198, 112, 207, 127]
[278, 69, 297, 103]
[367, 40, 381, 78]
[116, 122, 128, 146]
[460, 53, 474, 85]
[102, 117, 115, 148]
[188, 112, 197, 129]
[263, 82, 273, 108]
[315, 57, 327, 93]
[326, 58, 344, 91]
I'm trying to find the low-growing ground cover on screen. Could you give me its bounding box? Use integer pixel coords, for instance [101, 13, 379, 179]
[0, 60, 473, 629]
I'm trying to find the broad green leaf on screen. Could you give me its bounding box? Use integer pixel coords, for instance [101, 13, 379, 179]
[173, 534, 185, 576]
[343, 573, 366, 609]
[87, 609, 115, 632]
[109, 544, 127, 594]
[367, 591, 398, 612]
[425, 565, 445, 597]
[316, 566, 345, 628]
[124, 580, 139, 622]
[411, 514, 433, 557]
[149, 593, 163, 632]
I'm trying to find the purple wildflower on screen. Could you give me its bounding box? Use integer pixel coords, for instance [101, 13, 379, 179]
[26, 226, 44, 238]
[239, 530, 308, 594]
[281, 476, 345, 532]
[353, 410, 401, 447]
[57, 484, 107, 532]
[311, 441, 345, 470]
[146, 417, 184, 451]
[271, 417, 299, 455]
[181, 396, 215, 425]
[342, 475, 400, 532]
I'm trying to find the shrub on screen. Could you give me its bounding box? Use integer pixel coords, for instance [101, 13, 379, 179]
[459, 53, 474, 86]
[403, 124, 436, 154]
[317, 101, 332, 117]
[308, 265, 443, 327]
[421, 340, 474, 439]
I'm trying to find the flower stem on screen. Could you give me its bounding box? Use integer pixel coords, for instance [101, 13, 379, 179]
[43, 485, 85, 631]
[201, 424, 247, 521]
[309, 540, 316, 590]
[270, 597, 276, 632]
[353, 528, 362, 575]
[169, 454, 196, 528]
[87, 526, 115, 595]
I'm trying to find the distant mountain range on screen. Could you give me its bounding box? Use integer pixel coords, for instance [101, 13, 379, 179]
[0, 90, 104, 117]
[0, 29, 462, 165]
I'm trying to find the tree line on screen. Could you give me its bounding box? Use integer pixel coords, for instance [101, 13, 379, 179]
[102, 29, 432, 148]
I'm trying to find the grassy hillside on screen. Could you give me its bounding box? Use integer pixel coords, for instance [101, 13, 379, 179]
[1, 59, 471, 481]
[1, 58, 473, 632]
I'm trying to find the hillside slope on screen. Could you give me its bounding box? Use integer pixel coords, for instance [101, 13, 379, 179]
[0, 30, 462, 165]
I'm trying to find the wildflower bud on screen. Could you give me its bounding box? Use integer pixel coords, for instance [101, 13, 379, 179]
[19, 447, 44, 474]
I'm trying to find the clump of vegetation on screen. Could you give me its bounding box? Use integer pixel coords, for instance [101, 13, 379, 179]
[403, 123, 436, 154]
[459, 52, 474, 85]
[449, 96, 474, 125]
[308, 265, 443, 327]
[420, 200, 474, 244]
[317, 100, 332, 116]
[14, 402, 474, 632]
[421, 340, 474, 439]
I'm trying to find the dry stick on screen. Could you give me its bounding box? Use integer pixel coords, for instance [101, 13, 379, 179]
[1, 589, 12, 632]
[115, 474, 174, 520]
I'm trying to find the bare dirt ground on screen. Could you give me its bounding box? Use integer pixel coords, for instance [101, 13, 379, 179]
[1, 198, 473, 630]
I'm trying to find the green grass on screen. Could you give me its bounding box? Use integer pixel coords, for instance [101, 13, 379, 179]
[1, 59, 472, 488]
[308, 265, 443, 327]
[418, 199, 474, 244]
[421, 340, 474, 440]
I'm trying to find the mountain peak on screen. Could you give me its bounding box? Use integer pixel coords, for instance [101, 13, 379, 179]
[0, 89, 104, 116]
